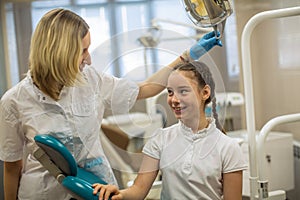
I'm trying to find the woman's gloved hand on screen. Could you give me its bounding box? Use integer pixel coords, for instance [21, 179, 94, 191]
[189, 31, 222, 60]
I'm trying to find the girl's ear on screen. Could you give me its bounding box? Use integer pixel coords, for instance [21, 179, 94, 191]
[202, 85, 211, 101]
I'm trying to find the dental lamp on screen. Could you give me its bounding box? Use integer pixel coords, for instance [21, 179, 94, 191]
[182, 0, 233, 38]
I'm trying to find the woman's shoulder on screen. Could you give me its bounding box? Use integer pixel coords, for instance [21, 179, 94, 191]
[82, 66, 102, 81]
[83, 66, 115, 80]
[0, 77, 32, 118]
[1, 77, 30, 103]
[83, 66, 130, 87]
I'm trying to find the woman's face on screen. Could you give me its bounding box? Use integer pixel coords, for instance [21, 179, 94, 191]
[79, 31, 91, 71]
[167, 71, 209, 122]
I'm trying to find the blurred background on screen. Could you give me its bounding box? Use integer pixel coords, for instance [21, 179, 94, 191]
[1, 0, 300, 199]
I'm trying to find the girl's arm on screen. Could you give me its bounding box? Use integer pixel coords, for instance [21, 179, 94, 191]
[94, 155, 159, 200]
[223, 170, 243, 200]
[118, 169, 159, 200]
[3, 160, 23, 200]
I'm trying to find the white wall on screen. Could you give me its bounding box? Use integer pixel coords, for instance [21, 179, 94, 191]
[235, 0, 300, 140]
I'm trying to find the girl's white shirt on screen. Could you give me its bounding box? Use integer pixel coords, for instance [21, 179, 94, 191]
[143, 118, 248, 200]
[0, 66, 139, 200]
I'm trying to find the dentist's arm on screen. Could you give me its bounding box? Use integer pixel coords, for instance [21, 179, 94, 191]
[137, 31, 222, 100]
[4, 160, 23, 200]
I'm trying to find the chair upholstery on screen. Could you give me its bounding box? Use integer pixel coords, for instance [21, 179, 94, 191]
[33, 134, 107, 200]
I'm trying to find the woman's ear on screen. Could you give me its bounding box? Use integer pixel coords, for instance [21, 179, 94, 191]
[202, 85, 211, 101]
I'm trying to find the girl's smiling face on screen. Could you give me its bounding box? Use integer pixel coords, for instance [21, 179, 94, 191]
[167, 70, 210, 124]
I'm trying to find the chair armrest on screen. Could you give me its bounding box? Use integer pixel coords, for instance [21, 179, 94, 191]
[62, 176, 100, 200]
[63, 176, 112, 200]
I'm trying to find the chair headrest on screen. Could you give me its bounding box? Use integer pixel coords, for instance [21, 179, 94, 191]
[34, 134, 77, 176]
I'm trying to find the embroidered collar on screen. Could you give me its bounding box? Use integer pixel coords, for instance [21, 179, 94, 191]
[179, 118, 216, 140]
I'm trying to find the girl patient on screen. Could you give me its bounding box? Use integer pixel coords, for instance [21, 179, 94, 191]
[93, 61, 247, 200]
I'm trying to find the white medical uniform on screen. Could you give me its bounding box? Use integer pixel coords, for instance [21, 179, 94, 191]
[0, 66, 139, 200]
[143, 118, 248, 200]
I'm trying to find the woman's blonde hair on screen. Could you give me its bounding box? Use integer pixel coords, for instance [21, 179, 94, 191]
[29, 8, 89, 100]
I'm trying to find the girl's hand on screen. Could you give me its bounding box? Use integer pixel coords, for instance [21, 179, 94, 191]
[92, 183, 122, 200]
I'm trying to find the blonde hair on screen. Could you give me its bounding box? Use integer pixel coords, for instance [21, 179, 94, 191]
[29, 8, 89, 100]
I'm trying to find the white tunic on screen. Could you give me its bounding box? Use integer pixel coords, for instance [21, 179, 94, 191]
[143, 119, 248, 200]
[0, 66, 139, 200]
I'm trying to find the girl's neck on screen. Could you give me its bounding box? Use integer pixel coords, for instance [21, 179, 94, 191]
[182, 117, 209, 133]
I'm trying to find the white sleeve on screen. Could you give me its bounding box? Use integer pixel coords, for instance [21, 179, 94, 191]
[85, 67, 139, 115]
[142, 128, 164, 160]
[222, 138, 248, 173]
[0, 95, 24, 161]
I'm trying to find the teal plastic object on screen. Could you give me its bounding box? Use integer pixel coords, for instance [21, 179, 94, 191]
[77, 167, 107, 185]
[34, 134, 77, 176]
[34, 134, 110, 200]
[62, 176, 100, 200]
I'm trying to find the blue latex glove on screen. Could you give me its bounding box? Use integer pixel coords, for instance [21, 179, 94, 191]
[189, 31, 223, 60]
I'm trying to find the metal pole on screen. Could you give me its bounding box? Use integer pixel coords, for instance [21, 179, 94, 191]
[241, 6, 300, 200]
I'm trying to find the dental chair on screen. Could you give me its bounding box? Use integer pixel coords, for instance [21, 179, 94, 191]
[33, 134, 107, 200]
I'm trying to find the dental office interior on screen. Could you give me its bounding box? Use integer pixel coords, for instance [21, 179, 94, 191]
[1, 0, 300, 199]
